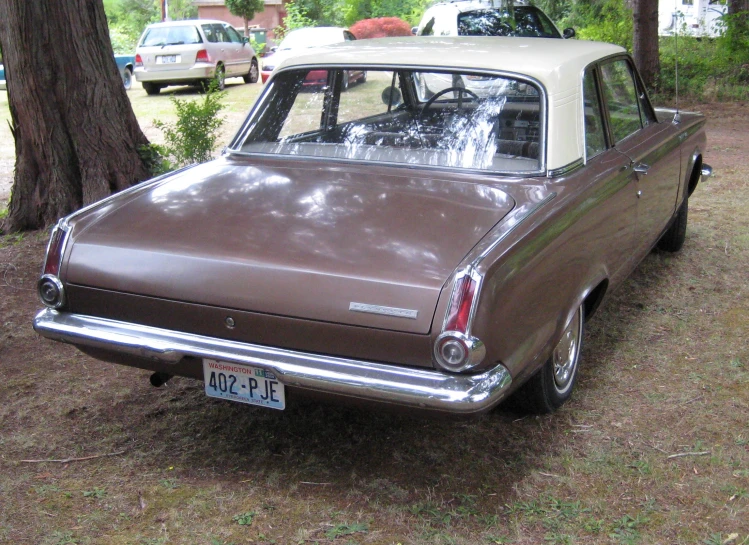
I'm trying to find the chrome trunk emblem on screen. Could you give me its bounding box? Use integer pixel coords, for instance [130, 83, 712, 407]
[349, 302, 418, 320]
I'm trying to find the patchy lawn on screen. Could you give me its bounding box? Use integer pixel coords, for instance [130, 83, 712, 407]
[0, 94, 747, 544]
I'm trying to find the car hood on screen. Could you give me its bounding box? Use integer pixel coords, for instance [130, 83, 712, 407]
[65, 157, 515, 334]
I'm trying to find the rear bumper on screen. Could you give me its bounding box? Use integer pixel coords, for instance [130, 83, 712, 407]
[135, 65, 214, 83]
[33, 308, 513, 414]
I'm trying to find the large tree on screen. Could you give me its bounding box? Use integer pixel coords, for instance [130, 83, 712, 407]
[225, 0, 266, 37]
[0, 0, 152, 233]
[631, 0, 660, 90]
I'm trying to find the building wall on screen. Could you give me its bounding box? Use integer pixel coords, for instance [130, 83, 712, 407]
[196, 4, 285, 41]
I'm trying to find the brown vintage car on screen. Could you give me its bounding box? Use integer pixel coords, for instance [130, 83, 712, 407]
[34, 37, 711, 415]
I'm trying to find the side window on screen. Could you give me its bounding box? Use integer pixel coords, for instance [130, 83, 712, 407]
[212, 23, 230, 43]
[202, 24, 218, 43]
[225, 25, 243, 44]
[600, 59, 642, 144]
[344, 31, 356, 41]
[583, 68, 607, 159]
[337, 71, 398, 125]
[278, 71, 328, 139]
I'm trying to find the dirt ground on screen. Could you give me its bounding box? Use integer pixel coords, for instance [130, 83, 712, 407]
[0, 102, 748, 544]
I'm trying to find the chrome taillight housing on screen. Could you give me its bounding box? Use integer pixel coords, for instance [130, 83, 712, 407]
[38, 221, 69, 309]
[433, 270, 486, 373]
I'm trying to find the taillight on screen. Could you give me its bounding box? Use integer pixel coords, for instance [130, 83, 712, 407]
[42, 225, 67, 276]
[38, 222, 69, 309]
[135, 54, 143, 67]
[434, 271, 485, 373]
[196, 49, 210, 63]
[444, 275, 476, 333]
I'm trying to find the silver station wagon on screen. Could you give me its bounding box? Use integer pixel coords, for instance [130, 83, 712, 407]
[134, 19, 259, 94]
[35, 38, 710, 416]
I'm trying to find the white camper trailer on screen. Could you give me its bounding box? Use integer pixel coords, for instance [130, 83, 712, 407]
[659, 0, 727, 37]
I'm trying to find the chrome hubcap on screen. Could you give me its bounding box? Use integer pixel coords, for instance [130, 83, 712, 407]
[552, 308, 581, 392]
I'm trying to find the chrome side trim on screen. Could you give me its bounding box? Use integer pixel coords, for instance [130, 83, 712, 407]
[349, 302, 418, 320]
[33, 309, 513, 414]
[701, 163, 713, 179]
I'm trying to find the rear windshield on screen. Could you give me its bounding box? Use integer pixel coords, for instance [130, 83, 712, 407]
[235, 68, 544, 173]
[458, 7, 561, 38]
[141, 25, 202, 47]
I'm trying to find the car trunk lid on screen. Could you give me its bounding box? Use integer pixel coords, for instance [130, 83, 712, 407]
[65, 158, 515, 334]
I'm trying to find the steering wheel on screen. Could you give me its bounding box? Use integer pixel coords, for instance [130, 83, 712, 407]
[418, 85, 480, 126]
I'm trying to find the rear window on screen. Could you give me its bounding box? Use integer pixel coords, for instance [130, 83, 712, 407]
[141, 25, 202, 47]
[235, 68, 544, 173]
[458, 7, 561, 38]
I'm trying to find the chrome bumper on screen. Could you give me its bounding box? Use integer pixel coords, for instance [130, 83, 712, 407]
[33, 309, 513, 414]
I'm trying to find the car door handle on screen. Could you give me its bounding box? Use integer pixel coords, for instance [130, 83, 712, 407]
[633, 162, 650, 175]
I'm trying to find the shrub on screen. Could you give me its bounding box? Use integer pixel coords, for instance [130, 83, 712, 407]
[350, 17, 412, 39]
[153, 83, 227, 170]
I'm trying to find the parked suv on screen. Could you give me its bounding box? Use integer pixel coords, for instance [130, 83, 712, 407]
[416, 0, 575, 39]
[135, 19, 259, 95]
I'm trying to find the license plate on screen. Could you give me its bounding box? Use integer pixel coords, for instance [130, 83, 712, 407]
[203, 359, 285, 410]
[158, 55, 178, 64]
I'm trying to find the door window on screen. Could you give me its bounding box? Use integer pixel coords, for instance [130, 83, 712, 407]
[600, 60, 642, 144]
[583, 68, 607, 159]
[225, 25, 243, 44]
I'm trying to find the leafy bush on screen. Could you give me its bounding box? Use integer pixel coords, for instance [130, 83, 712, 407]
[657, 35, 749, 101]
[572, 0, 633, 51]
[274, 1, 314, 41]
[153, 84, 227, 169]
[350, 17, 412, 39]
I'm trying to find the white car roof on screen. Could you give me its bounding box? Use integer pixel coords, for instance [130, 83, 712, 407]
[145, 19, 226, 28]
[278, 37, 627, 170]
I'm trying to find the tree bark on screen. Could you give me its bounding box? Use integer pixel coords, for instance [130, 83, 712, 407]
[0, 0, 152, 233]
[632, 0, 660, 90]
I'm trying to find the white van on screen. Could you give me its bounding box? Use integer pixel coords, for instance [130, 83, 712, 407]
[416, 0, 575, 39]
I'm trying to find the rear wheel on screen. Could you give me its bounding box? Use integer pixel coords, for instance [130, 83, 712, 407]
[341, 70, 349, 91]
[213, 64, 226, 90]
[143, 82, 160, 95]
[243, 59, 259, 84]
[657, 197, 688, 252]
[511, 304, 584, 414]
[122, 67, 133, 90]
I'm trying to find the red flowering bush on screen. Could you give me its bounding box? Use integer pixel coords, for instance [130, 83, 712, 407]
[350, 17, 413, 39]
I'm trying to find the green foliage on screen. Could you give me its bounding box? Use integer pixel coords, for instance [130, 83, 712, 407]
[153, 84, 227, 169]
[572, 0, 633, 51]
[657, 34, 749, 100]
[324, 522, 369, 539]
[104, 0, 197, 54]
[274, 1, 315, 40]
[343, 0, 429, 26]
[225, 0, 266, 24]
[232, 511, 256, 525]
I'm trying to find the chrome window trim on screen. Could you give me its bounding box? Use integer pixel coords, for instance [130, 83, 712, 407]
[228, 64, 548, 175]
[548, 158, 584, 178]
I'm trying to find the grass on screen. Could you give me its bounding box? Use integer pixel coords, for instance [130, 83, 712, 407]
[0, 86, 748, 543]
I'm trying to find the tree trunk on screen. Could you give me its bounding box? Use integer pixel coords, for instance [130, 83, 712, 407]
[632, 0, 660, 90]
[728, 0, 749, 14]
[0, 0, 152, 233]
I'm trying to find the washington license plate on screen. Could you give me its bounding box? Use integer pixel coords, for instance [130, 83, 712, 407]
[203, 359, 285, 410]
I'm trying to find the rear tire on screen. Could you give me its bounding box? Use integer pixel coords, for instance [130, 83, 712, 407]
[511, 304, 584, 414]
[143, 82, 160, 95]
[243, 59, 259, 84]
[122, 67, 133, 90]
[657, 198, 688, 252]
[213, 64, 226, 90]
[341, 71, 349, 91]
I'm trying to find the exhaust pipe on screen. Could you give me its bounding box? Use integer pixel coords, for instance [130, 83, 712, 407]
[149, 372, 172, 387]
